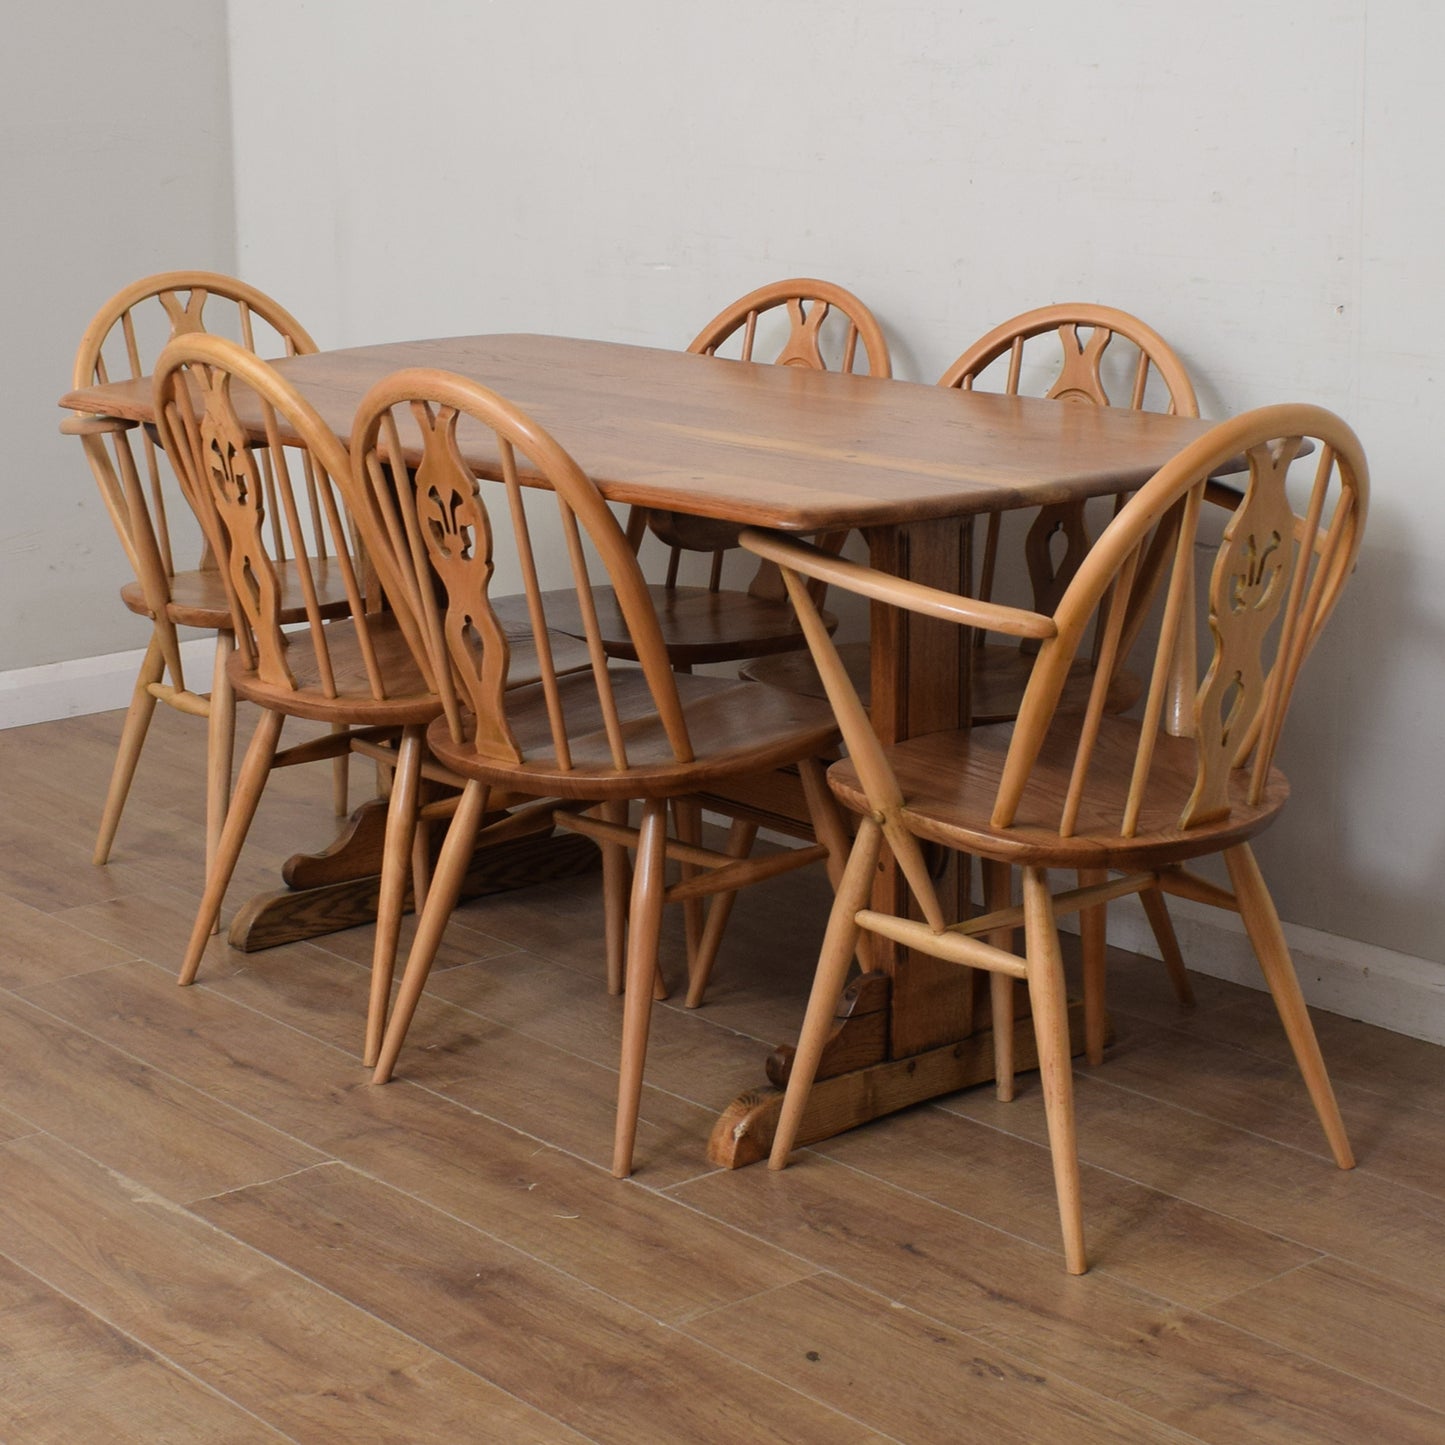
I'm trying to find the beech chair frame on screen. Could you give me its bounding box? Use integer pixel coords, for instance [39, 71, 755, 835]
[68, 271, 347, 878]
[945, 303, 1205, 1027]
[497, 279, 889, 1001]
[152, 333, 443, 1065]
[351, 368, 848, 1177]
[741, 401, 1367, 1273]
[744, 302, 1202, 1021]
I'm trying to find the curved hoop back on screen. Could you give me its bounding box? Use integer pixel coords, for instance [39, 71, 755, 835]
[638, 279, 891, 593]
[350, 369, 694, 770]
[72, 272, 319, 690]
[938, 302, 1197, 416]
[688, 278, 891, 378]
[1002, 403, 1366, 832]
[152, 333, 414, 701]
[940, 304, 1200, 632]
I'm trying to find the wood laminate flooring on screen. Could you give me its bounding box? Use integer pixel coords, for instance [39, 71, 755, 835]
[0, 704, 1441, 1444]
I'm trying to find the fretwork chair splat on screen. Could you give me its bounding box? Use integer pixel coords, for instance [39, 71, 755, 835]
[154, 333, 444, 1064]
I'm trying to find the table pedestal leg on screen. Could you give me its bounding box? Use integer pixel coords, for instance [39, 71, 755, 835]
[226, 799, 599, 951]
[707, 980, 1087, 1168]
[708, 516, 1094, 1167]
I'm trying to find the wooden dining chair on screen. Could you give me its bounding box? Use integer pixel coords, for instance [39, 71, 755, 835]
[743, 303, 1203, 1027]
[493, 279, 888, 988]
[152, 333, 444, 1065]
[939, 303, 1200, 709]
[749, 303, 1198, 713]
[67, 271, 351, 881]
[498, 278, 890, 670]
[741, 401, 1366, 1273]
[353, 367, 850, 1177]
[950, 304, 1204, 1027]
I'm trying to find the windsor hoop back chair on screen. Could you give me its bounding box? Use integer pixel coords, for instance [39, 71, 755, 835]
[353, 367, 848, 1177]
[152, 333, 444, 1065]
[491, 280, 888, 996]
[67, 272, 349, 880]
[743, 304, 1201, 1022]
[741, 402, 1366, 1273]
[508, 278, 891, 667]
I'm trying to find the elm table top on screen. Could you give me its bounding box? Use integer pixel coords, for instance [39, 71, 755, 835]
[63, 332, 1219, 532]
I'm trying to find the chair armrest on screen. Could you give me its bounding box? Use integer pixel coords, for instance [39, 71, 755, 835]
[740, 528, 1056, 641]
[60, 413, 138, 437]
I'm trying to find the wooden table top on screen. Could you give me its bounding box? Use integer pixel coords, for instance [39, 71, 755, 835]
[63, 333, 1220, 532]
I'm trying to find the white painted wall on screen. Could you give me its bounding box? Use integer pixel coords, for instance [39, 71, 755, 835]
[0, 1, 235, 671]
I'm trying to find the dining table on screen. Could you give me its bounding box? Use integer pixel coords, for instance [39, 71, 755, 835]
[63, 331, 1221, 1165]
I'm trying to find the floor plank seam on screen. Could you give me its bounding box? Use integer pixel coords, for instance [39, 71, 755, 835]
[5, 981, 338, 1172]
[685, 1262, 1216, 1445]
[1075, 1067, 1445, 1204]
[1109, 1003, 1445, 1118]
[798, 1144, 1203, 1309]
[123, 1164, 606, 1443]
[0, 1243, 307, 1444]
[1193, 1295, 1445, 1422]
[191, 1155, 890, 1443]
[304, 1154, 723, 1326]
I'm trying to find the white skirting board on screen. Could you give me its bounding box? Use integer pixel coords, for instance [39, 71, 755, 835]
[1084, 892, 1445, 1048]
[0, 638, 215, 731]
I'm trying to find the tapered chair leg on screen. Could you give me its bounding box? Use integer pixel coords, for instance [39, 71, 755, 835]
[364, 725, 424, 1068]
[94, 635, 165, 865]
[1140, 883, 1195, 1007]
[672, 797, 706, 976]
[1224, 843, 1354, 1170]
[684, 816, 758, 1008]
[410, 806, 432, 916]
[983, 859, 1016, 1102]
[204, 633, 237, 889]
[330, 722, 350, 815]
[770, 816, 882, 1169]
[1077, 867, 1109, 1065]
[1022, 866, 1087, 1275]
[613, 798, 669, 1178]
[599, 799, 631, 995]
[798, 754, 877, 975]
[179, 707, 284, 985]
[371, 779, 491, 1084]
